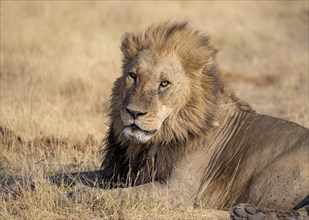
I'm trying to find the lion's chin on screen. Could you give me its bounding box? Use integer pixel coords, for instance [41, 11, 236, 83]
[123, 125, 156, 143]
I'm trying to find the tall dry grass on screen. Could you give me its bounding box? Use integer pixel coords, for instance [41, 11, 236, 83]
[0, 1, 308, 219]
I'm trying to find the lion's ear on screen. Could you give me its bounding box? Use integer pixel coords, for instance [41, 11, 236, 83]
[182, 47, 217, 75]
[121, 33, 141, 65]
[199, 48, 218, 75]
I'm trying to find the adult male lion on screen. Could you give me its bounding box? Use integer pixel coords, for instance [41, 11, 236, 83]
[52, 21, 309, 219]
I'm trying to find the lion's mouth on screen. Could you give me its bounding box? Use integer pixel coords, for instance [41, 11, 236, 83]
[125, 124, 157, 135]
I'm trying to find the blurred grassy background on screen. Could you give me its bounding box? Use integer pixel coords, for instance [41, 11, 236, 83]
[0, 1, 308, 219]
[1, 1, 308, 141]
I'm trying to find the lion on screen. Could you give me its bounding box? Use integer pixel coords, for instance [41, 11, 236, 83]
[27, 21, 309, 219]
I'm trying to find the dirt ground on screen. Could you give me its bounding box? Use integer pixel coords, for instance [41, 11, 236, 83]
[0, 1, 308, 219]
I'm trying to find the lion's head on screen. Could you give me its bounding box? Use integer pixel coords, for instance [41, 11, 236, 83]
[109, 21, 222, 144]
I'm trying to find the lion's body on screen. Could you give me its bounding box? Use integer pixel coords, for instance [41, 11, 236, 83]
[46, 22, 309, 218]
[95, 22, 309, 211]
[101, 93, 308, 211]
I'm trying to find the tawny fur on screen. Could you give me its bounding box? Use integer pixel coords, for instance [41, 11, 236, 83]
[99, 21, 308, 213]
[44, 22, 308, 219]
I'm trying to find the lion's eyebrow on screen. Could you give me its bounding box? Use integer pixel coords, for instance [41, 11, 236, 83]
[135, 67, 140, 73]
[159, 72, 167, 78]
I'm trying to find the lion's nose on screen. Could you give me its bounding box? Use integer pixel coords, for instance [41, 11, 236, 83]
[125, 107, 148, 119]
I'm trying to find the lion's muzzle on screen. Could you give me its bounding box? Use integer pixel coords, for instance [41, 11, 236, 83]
[120, 104, 160, 142]
[123, 124, 157, 143]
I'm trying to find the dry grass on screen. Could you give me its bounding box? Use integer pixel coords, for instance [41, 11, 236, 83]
[0, 1, 308, 219]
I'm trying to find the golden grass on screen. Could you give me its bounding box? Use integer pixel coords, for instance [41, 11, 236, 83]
[0, 1, 308, 219]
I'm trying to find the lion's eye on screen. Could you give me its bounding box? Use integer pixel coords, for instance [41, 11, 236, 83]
[160, 81, 171, 88]
[128, 72, 137, 80]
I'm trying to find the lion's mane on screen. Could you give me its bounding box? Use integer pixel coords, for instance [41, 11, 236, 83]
[100, 21, 252, 186]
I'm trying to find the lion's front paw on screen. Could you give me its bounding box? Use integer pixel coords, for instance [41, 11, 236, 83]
[230, 204, 303, 220]
[230, 204, 266, 220]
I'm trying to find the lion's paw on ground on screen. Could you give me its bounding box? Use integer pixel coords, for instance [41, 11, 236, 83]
[230, 204, 303, 220]
[230, 204, 266, 220]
